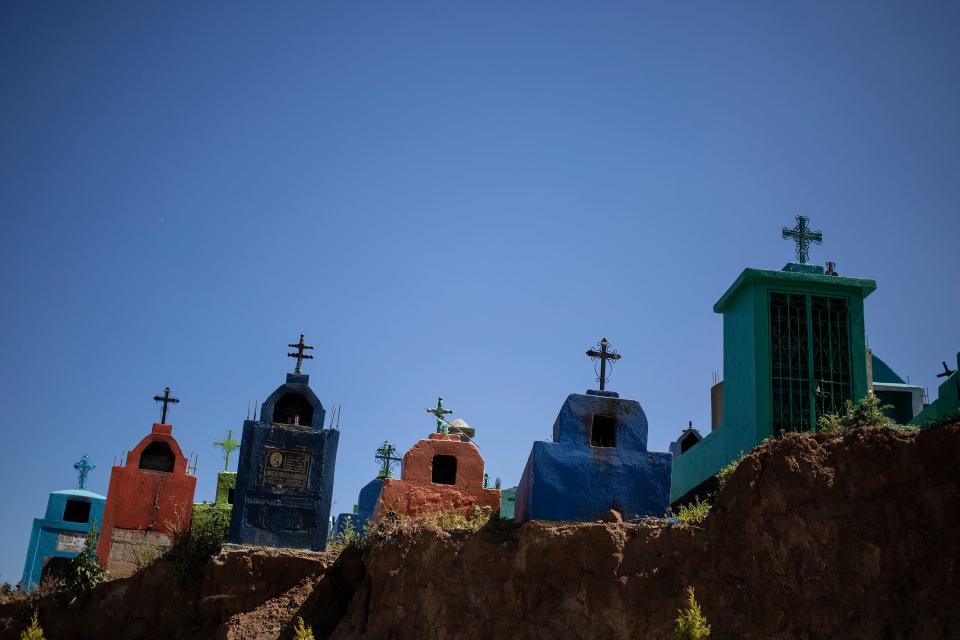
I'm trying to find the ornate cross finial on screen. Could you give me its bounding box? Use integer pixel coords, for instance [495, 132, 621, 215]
[586, 338, 622, 391]
[287, 333, 314, 375]
[374, 440, 402, 478]
[213, 429, 241, 472]
[782, 215, 823, 265]
[426, 396, 454, 434]
[153, 386, 180, 424]
[73, 454, 95, 490]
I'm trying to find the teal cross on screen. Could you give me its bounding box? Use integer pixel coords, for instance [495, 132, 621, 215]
[426, 396, 454, 434]
[782, 215, 823, 265]
[213, 429, 241, 471]
[74, 454, 95, 490]
[374, 440, 402, 478]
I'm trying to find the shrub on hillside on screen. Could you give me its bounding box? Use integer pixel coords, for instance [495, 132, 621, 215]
[675, 586, 710, 639]
[817, 392, 892, 432]
[62, 522, 107, 606]
[167, 506, 229, 582]
[674, 498, 710, 527]
[20, 612, 45, 640]
[293, 617, 315, 640]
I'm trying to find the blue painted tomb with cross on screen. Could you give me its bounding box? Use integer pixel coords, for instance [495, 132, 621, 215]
[228, 335, 340, 550]
[515, 341, 672, 523]
[334, 441, 399, 536]
[21, 456, 106, 592]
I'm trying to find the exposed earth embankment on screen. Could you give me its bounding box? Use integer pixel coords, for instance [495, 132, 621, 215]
[2, 423, 958, 639]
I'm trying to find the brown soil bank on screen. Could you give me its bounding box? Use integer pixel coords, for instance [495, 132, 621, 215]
[2, 424, 959, 639]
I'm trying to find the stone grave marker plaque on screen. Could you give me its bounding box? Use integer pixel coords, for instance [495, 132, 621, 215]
[261, 447, 310, 489]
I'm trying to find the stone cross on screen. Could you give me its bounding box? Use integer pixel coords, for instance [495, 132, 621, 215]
[586, 338, 622, 391]
[153, 386, 180, 424]
[374, 440, 402, 478]
[213, 429, 241, 472]
[287, 333, 314, 375]
[782, 215, 823, 265]
[73, 454, 95, 490]
[426, 396, 454, 434]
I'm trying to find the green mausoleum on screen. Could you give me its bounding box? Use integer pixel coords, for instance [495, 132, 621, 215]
[670, 217, 877, 505]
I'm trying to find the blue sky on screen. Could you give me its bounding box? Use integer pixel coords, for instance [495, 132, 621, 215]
[1, 1, 957, 583]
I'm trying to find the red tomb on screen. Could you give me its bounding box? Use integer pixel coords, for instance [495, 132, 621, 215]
[373, 433, 500, 520]
[97, 423, 196, 576]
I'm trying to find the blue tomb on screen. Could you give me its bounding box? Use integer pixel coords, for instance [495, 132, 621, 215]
[334, 476, 384, 535]
[21, 487, 106, 592]
[228, 355, 340, 550]
[515, 390, 672, 523]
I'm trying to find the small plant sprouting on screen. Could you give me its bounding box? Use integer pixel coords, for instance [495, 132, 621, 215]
[674, 497, 711, 527]
[714, 452, 746, 492]
[20, 612, 45, 640]
[675, 586, 711, 639]
[293, 617, 315, 640]
[326, 516, 360, 552]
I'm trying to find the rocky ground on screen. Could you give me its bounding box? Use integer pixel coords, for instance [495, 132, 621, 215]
[2, 423, 958, 639]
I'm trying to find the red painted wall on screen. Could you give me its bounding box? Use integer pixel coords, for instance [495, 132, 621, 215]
[97, 423, 197, 566]
[375, 433, 500, 519]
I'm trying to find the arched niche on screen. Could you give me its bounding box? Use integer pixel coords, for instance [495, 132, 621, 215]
[272, 392, 314, 427]
[139, 441, 175, 473]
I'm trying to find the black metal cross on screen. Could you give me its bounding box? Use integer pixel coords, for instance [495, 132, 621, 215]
[782, 215, 823, 265]
[153, 386, 180, 423]
[937, 361, 955, 379]
[586, 338, 622, 391]
[287, 333, 314, 374]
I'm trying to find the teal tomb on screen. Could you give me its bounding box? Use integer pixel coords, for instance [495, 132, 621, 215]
[21, 456, 105, 592]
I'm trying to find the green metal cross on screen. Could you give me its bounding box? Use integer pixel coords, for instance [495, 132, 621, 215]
[782, 215, 823, 265]
[73, 454, 95, 490]
[287, 333, 314, 375]
[213, 429, 241, 471]
[374, 440, 402, 478]
[426, 396, 454, 434]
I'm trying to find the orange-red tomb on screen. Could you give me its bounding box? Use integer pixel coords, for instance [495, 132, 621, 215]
[373, 432, 500, 519]
[97, 422, 196, 576]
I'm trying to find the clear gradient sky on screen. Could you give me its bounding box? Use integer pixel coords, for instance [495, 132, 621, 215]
[1, 2, 958, 584]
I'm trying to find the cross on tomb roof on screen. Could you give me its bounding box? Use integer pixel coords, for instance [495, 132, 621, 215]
[586, 338, 622, 391]
[153, 386, 180, 424]
[213, 429, 241, 472]
[782, 215, 823, 265]
[374, 440, 402, 478]
[426, 396, 454, 435]
[287, 333, 314, 375]
[73, 454, 95, 490]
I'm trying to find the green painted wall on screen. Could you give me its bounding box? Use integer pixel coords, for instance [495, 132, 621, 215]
[215, 471, 237, 507]
[911, 353, 960, 427]
[671, 267, 876, 504]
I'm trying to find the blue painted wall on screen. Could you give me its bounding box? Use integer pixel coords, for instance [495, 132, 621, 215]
[334, 476, 384, 535]
[228, 373, 339, 551]
[515, 391, 671, 523]
[21, 489, 105, 592]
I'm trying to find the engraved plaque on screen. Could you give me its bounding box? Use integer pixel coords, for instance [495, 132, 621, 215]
[56, 531, 87, 553]
[261, 447, 310, 489]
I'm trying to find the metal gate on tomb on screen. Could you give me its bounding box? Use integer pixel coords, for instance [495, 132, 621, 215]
[770, 291, 852, 433]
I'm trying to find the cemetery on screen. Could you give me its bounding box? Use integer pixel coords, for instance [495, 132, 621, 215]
[2, 219, 958, 639]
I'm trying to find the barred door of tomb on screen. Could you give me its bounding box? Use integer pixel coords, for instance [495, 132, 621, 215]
[769, 292, 852, 434]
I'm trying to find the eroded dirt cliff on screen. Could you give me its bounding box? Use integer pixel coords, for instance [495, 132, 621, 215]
[2, 423, 958, 639]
